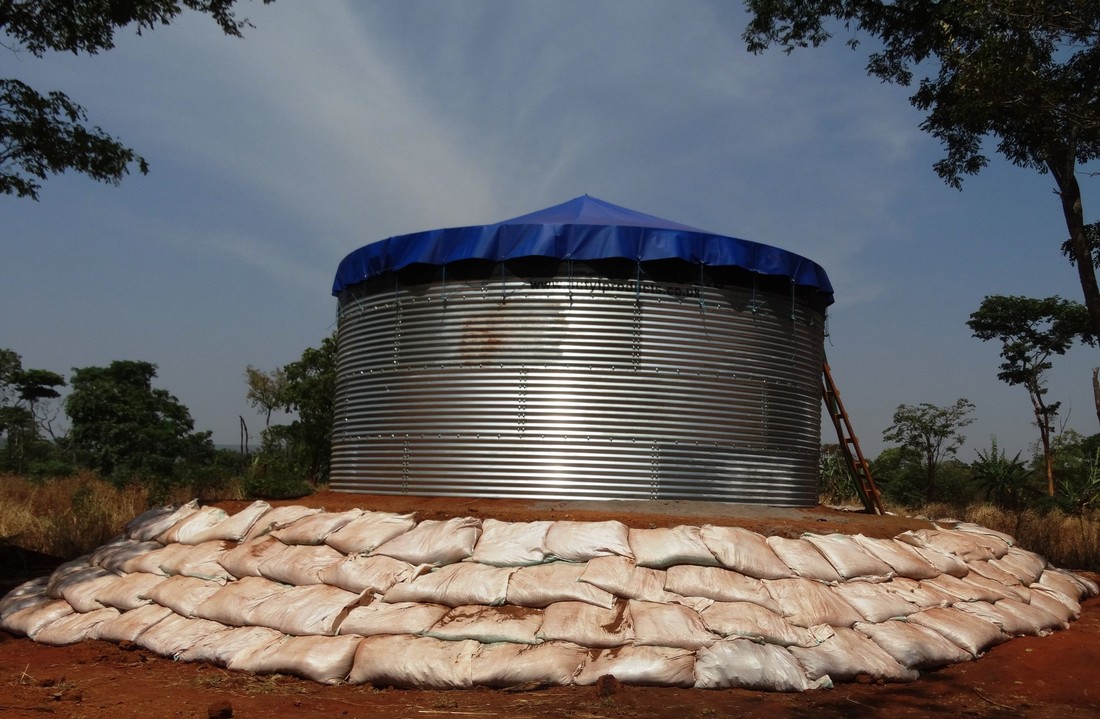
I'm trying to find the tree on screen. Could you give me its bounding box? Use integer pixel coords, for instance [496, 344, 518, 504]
[967, 295, 1094, 496]
[0, 0, 273, 200]
[0, 347, 65, 471]
[743, 2, 1100, 366]
[245, 365, 287, 428]
[66, 360, 212, 483]
[882, 398, 976, 501]
[971, 437, 1036, 511]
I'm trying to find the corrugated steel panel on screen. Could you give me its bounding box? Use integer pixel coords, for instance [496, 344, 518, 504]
[331, 266, 824, 506]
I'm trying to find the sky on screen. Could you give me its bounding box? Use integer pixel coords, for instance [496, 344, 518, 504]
[3, 0, 1098, 461]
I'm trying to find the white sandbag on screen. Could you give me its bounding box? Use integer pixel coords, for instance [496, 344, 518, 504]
[117, 542, 195, 577]
[91, 603, 175, 643]
[94, 571, 165, 611]
[142, 575, 223, 617]
[468, 519, 553, 566]
[764, 578, 864, 628]
[1028, 585, 1080, 622]
[157, 505, 228, 544]
[426, 605, 544, 644]
[789, 626, 920, 682]
[339, 601, 449, 636]
[576, 646, 696, 687]
[537, 599, 635, 647]
[897, 528, 997, 562]
[854, 620, 972, 669]
[700, 601, 833, 647]
[694, 638, 830, 691]
[953, 600, 1038, 636]
[157, 540, 234, 582]
[853, 535, 940, 580]
[951, 522, 1014, 551]
[2, 599, 75, 638]
[228, 633, 363, 684]
[185, 500, 272, 543]
[802, 534, 894, 581]
[258, 543, 344, 585]
[45, 557, 95, 597]
[906, 543, 971, 578]
[325, 511, 417, 555]
[879, 577, 953, 609]
[349, 635, 480, 688]
[0, 577, 49, 620]
[699, 525, 791, 579]
[176, 625, 285, 666]
[134, 613, 229, 658]
[218, 535, 289, 578]
[663, 565, 782, 613]
[319, 554, 429, 594]
[906, 607, 1009, 657]
[269, 509, 365, 546]
[506, 561, 616, 609]
[193, 575, 289, 626]
[922, 573, 1007, 603]
[994, 598, 1066, 634]
[248, 583, 362, 636]
[578, 556, 674, 602]
[960, 572, 1030, 603]
[58, 568, 119, 612]
[373, 516, 482, 566]
[993, 547, 1047, 585]
[90, 536, 163, 573]
[967, 559, 1023, 587]
[243, 505, 324, 541]
[832, 581, 920, 623]
[629, 526, 719, 568]
[1038, 568, 1092, 601]
[34, 607, 121, 646]
[471, 641, 587, 687]
[125, 499, 199, 541]
[544, 520, 634, 562]
[766, 536, 843, 583]
[383, 562, 515, 607]
[629, 600, 716, 649]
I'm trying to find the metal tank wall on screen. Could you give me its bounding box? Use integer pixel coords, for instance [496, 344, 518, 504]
[330, 262, 825, 506]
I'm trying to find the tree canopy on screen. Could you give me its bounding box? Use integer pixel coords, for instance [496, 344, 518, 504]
[0, 0, 273, 199]
[882, 398, 976, 501]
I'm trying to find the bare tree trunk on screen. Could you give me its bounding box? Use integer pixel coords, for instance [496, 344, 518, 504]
[1030, 390, 1056, 497]
[1093, 367, 1100, 430]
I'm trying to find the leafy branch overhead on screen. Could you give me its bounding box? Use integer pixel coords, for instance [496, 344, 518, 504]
[0, 0, 273, 200]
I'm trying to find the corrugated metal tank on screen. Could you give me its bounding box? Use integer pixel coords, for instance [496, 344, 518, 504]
[329, 197, 833, 506]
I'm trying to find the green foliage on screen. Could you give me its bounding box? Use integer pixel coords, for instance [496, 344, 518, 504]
[818, 444, 861, 505]
[1048, 431, 1100, 514]
[870, 445, 925, 507]
[882, 398, 975, 502]
[972, 437, 1037, 510]
[0, 347, 67, 473]
[0, 0, 273, 199]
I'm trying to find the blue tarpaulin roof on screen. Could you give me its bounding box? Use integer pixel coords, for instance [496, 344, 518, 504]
[332, 195, 833, 305]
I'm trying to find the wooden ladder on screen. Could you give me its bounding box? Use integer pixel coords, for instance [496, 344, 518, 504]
[821, 357, 884, 515]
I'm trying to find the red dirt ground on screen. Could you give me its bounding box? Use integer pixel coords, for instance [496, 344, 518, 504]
[2, 492, 1097, 719]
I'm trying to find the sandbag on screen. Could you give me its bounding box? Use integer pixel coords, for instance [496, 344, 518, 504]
[852, 535, 940, 580]
[218, 535, 289, 579]
[578, 556, 673, 602]
[694, 638, 830, 691]
[854, 620, 972, 669]
[383, 562, 515, 607]
[228, 633, 363, 684]
[248, 583, 363, 636]
[468, 519, 553, 566]
[537, 600, 635, 647]
[117, 542, 195, 577]
[906, 607, 1009, 657]
[0, 577, 49, 620]
[952, 600, 1039, 637]
[339, 601, 449, 637]
[802, 534, 894, 581]
[46, 559, 99, 597]
[960, 572, 1029, 603]
[951, 522, 1014, 551]
[764, 578, 863, 628]
[319, 554, 429, 594]
[575, 646, 695, 687]
[34, 607, 120, 646]
[967, 559, 1023, 587]
[134, 613, 229, 658]
[58, 568, 119, 613]
[922, 573, 1007, 604]
[92, 603, 175, 643]
[994, 598, 1066, 634]
[766, 536, 843, 583]
[699, 525, 791, 580]
[142, 575, 223, 617]
[126, 500, 199, 541]
[176, 625, 285, 666]
[156, 540, 234, 583]
[788, 627, 920, 682]
[629, 526, 718, 568]
[832, 581, 920, 623]
[269, 509, 365, 546]
[2, 599, 75, 638]
[663, 565, 782, 612]
[879, 577, 953, 609]
[1028, 585, 1081, 622]
[258, 543, 344, 585]
[157, 506, 229, 544]
[90, 536, 163, 573]
[506, 562, 616, 609]
[349, 635, 480, 688]
[426, 605, 544, 644]
[243, 505, 324, 541]
[544, 520, 634, 562]
[325, 511, 417, 555]
[906, 543, 971, 578]
[897, 528, 998, 562]
[471, 641, 587, 687]
[629, 600, 716, 649]
[699, 601, 833, 648]
[93, 571, 165, 611]
[185, 500, 272, 543]
[193, 575, 289, 627]
[992, 547, 1047, 585]
[373, 517, 482, 566]
[1038, 568, 1092, 601]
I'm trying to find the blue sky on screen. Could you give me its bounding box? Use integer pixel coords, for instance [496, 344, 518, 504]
[3, 1, 1098, 460]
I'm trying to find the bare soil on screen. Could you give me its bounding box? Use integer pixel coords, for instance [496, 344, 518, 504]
[1, 492, 1097, 719]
